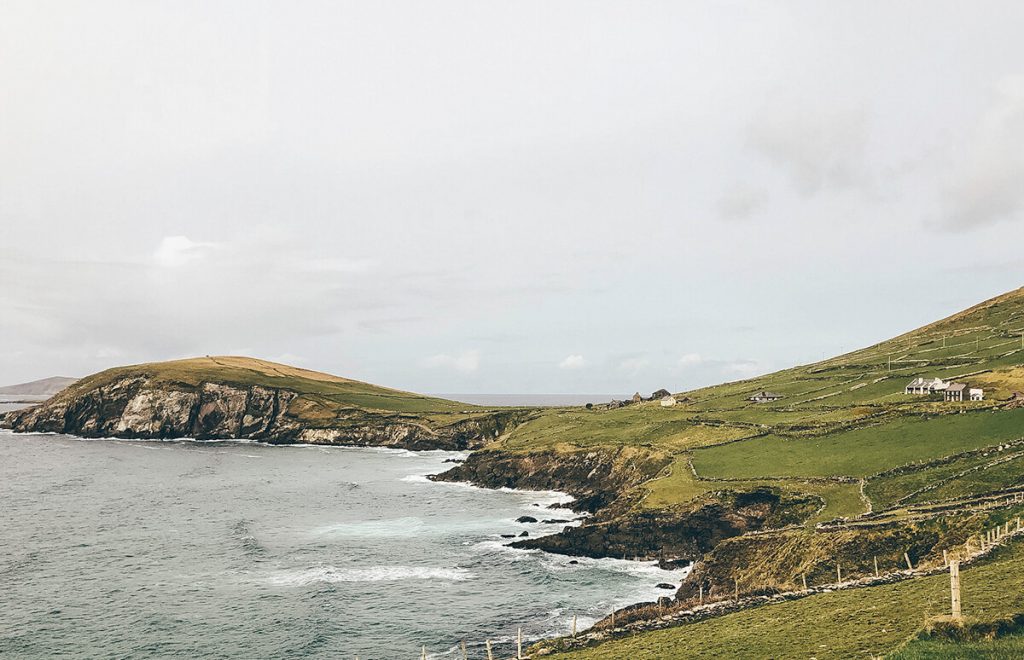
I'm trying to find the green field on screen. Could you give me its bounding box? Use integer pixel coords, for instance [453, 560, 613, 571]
[545, 542, 1024, 659]
[691, 408, 1024, 480]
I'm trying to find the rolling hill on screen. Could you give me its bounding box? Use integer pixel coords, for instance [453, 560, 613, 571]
[434, 285, 1024, 658]
[0, 356, 527, 449]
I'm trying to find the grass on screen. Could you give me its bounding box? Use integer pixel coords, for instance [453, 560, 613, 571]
[62, 356, 482, 415]
[545, 541, 1024, 659]
[691, 408, 1024, 480]
[891, 633, 1024, 659]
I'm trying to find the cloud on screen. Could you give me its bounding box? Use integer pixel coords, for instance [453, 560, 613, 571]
[678, 353, 703, 367]
[421, 349, 481, 373]
[717, 187, 768, 221]
[721, 359, 764, 379]
[558, 354, 587, 369]
[747, 93, 868, 196]
[152, 236, 219, 267]
[938, 75, 1024, 230]
[619, 356, 650, 374]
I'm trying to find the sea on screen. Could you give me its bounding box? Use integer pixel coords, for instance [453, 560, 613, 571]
[0, 398, 683, 659]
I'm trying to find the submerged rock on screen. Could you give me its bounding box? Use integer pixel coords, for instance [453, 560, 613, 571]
[516, 516, 538, 523]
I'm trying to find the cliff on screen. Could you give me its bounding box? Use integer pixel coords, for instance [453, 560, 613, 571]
[0, 357, 528, 450]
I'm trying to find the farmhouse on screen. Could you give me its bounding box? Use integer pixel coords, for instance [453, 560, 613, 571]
[905, 377, 948, 395]
[943, 383, 985, 402]
[749, 391, 783, 403]
[660, 395, 677, 407]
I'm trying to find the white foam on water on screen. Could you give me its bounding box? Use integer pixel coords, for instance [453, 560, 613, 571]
[265, 565, 475, 586]
[313, 516, 426, 538]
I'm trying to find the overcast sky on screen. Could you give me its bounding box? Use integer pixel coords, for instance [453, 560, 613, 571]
[2, 1, 1023, 394]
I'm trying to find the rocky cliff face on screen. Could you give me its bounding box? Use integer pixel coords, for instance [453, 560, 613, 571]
[512, 487, 818, 560]
[0, 374, 521, 450]
[432, 446, 674, 512]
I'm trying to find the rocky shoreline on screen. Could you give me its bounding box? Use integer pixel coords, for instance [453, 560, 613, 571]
[0, 374, 526, 451]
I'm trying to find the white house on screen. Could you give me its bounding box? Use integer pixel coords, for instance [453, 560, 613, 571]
[905, 377, 948, 395]
[660, 395, 677, 407]
[749, 391, 783, 403]
[970, 388, 984, 401]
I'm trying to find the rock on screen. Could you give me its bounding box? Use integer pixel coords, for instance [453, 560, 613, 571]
[500, 534, 516, 538]
[656, 583, 675, 590]
[569, 560, 579, 565]
[543, 518, 570, 524]
[519, 531, 529, 537]
[442, 458, 464, 463]
[651, 389, 671, 400]
[516, 516, 538, 523]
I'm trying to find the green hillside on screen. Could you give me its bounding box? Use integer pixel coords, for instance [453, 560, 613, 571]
[496, 286, 1024, 658]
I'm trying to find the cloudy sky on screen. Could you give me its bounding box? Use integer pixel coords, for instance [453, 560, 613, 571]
[2, 1, 1023, 394]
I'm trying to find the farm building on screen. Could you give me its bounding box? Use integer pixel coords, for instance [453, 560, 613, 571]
[632, 392, 643, 404]
[660, 395, 677, 407]
[905, 377, 948, 395]
[748, 391, 783, 403]
[944, 383, 967, 402]
[970, 388, 984, 401]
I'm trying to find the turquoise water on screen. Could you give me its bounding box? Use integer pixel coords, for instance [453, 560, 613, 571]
[0, 430, 682, 658]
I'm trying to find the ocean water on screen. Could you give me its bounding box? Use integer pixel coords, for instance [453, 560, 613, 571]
[0, 429, 684, 659]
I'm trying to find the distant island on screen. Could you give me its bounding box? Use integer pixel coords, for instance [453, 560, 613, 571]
[0, 376, 79, 397]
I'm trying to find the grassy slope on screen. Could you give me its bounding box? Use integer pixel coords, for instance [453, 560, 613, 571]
[546, 541, 1024, 660]
[514, 287, 1024, 657]
[500, 286, 1024, 515]
[51, 356, 507, 430]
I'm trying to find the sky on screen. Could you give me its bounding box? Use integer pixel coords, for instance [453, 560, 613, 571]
[2, 1, 1024, 394]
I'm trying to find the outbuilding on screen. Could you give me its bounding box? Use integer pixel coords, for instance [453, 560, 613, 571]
[660, 395, 677, 407]
[748, 391, 783, 403]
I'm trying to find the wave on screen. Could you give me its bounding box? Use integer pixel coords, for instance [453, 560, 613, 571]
[265, 565, 475, 586]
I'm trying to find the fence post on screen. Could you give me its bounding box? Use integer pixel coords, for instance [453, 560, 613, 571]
[734, 577, 739, 602]
[950, 560, 962, 621]
[486, 640, 494, 660]
[943, 549, 949, 567]
[699, 584, 704, 605]
[904, 552, 914, 571]
[836, 563, 842, 584]
[873, 556, 879, 577]
[802, 574, 808, 590]
[572, 614, 577, 637]
[460, 640, 467, 660]
[517, 627, 523, 660]
[421, 646, 426, 660]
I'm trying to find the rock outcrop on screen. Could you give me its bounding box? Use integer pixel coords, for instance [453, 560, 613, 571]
[0, 373, 524, 450]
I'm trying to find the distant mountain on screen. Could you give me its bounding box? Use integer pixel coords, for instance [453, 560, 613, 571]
[0, 376, 79, 396]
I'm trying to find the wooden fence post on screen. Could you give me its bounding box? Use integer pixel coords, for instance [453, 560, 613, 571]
[699, 584, 704, 605]
[486, 640, 494, 660]
[461, 640, 467, 660]
[904, 552, 914, 570]
[950, 560, 962, 621]
[943, 549, 949, 567]
[734, 577, 739, 602]
[611, 610, 615, 628]
[836, 563, 842, 584]
[517, 627, 523, 660]
[421, 645, 426, 660]
[802, 574, 808, 590]
[873, 556, 879, 577]
[572, 614, 577, 637]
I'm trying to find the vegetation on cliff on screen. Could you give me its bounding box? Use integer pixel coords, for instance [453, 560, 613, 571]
[1, 356, 528, 450]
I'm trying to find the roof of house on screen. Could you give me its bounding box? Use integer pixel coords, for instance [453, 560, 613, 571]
[947, 383, 967, 392]
[751, 391, 782, 398]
